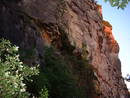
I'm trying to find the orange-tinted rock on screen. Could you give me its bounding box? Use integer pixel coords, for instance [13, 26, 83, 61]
[41, 32, 52, 46]
[103, 20, 119, 53]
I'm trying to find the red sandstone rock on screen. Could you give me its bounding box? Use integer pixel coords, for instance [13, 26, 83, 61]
[0, 0, 129, 97]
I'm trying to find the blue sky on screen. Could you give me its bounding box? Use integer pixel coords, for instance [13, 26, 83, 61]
[97, 0, 130, 89]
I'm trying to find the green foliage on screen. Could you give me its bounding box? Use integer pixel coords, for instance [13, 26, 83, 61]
[30, 46, 96, 98]
[0, 39, 39, 98]
[25, 71, 49, 97]
[64, 54, 97, 98]
[44, 47, 82, 98]
[103, 0, 130, 9]
[26, 47, 83, 98]
[19, 48, 36, 59]
[39, 87, 49, 98]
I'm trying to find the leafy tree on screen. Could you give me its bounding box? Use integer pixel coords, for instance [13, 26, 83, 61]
[103, 0, 130, 9]
[0, 39, 39, 98]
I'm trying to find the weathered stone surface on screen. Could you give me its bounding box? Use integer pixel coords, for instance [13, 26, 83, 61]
[63, 0, 129, 97]
[0, 0, 45, 67]
[22, 0, 61, 23]
[0, 0, 129, 97]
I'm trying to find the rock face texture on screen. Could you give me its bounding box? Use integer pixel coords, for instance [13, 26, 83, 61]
[0, 0, 129, 98]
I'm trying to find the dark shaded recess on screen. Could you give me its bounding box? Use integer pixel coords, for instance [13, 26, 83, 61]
[98, 35, 103, 50]
[58, 27, 75, 54]
[0, 1, 25, 45]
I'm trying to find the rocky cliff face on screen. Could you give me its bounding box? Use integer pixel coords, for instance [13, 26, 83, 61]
[0, 0, 129, 98]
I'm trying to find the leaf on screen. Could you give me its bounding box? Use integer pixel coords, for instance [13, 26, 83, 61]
[112, 2, 119, 6]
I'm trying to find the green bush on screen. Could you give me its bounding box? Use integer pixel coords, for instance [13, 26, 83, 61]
[29, 46, 96, 98]
[0, 39, 39, 98]
[44, 47, 81, 98]
[25, 71, 49, 97]
[39, 87, 49, 98]
[26, 47, 81, 98]
[65, 55, 97, 98]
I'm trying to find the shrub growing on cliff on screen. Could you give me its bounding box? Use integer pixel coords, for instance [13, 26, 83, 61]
[0, 39, 39, 98]
[37, 47, 96, 98]
[26, 47, 81, 98]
